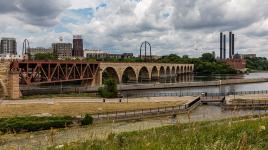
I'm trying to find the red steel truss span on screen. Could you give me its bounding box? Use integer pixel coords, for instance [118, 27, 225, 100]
[10, 60, 99, 85]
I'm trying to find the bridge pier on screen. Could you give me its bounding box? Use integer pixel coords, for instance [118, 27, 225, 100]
[7, 71, 21, 99]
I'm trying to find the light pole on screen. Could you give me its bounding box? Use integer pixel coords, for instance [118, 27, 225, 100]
[233, 88, 236, 101]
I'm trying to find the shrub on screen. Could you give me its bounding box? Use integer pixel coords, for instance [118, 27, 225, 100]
[81, 114, 93, 126]
[0, 116, 73, 133]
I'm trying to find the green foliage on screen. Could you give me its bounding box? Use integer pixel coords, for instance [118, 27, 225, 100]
[60, 117, 268, 150]
[246, 57, 268, 71]
[84, 58, 97, 62]
[0, 116, 73, 133]
[182, 55, 189, 59]
[100, 57, 143, 62]
[201, 53, 215, 62]
[98, 78, 118, 98]
[195, 61, 236, 74]
[81, 114, 93, 126]
[159, 53, 236, 75]
[34, 53, 58, 60]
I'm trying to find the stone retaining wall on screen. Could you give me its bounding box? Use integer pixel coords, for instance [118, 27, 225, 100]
[0, 61, 10, 97]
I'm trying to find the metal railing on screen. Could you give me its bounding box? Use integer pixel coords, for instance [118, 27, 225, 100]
[93, 97, 201, 121]
[123, 90, 268, 98]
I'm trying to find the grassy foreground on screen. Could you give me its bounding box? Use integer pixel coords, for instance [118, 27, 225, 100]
[53, 117, 268, 150]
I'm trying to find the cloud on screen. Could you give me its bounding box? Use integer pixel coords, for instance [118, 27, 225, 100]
[1, 0, 268, 57]
[171, 0, 268, 30]
[0, 0, 69, 26]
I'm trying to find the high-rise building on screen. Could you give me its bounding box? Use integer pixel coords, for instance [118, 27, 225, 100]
[0, 38, 17, 55]
[52, 43, 72, 58]
[72, 35, 83, 57]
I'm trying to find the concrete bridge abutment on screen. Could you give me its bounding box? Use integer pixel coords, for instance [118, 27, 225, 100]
[0, 61, 21, 99]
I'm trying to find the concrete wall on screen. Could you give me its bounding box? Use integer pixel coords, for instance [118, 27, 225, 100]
[0, 61, 10, 97]
[0, 60, 20, 99]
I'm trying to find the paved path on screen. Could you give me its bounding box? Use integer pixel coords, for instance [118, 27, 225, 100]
[226, 94, 268, 104]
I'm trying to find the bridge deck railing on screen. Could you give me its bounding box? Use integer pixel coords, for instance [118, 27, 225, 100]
[122, 90, 268, 98]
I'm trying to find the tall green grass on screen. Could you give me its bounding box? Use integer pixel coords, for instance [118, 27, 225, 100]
[57, 118, 268, 150]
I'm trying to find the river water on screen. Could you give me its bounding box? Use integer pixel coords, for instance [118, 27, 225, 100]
[122, 72, 268, 96]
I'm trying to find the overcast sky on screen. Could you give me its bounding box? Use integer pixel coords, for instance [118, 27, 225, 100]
[0, 0, 268, 57]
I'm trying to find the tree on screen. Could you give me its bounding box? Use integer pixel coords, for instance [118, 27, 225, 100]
[182, 55, 189, 59]
[34, 53, 58, 60]
[201, 53, 215, 62]
[98, 78, 118, 98]
[246, 57, 268, 71]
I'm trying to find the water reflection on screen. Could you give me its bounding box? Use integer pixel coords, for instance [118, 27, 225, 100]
[141, 72, 268, 84]
[194, 72, 268, 81]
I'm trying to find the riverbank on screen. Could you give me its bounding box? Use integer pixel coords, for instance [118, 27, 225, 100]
[2, 105, 268, 149]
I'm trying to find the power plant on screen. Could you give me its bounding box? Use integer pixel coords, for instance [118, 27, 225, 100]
[220, 31, 235, 60]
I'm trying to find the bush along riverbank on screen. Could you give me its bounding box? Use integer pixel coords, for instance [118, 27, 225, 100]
[0, 115, 93, 134]
[55, 117, 268, 150]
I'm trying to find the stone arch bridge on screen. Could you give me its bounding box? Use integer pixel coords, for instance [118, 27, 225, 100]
[2, 60, 194, 99]
[96, 62, 194, 85]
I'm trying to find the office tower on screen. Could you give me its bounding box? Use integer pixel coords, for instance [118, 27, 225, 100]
[0, 38, 17, 55]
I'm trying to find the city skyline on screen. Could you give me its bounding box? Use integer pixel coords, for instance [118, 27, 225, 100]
[0, 0, 268, 57]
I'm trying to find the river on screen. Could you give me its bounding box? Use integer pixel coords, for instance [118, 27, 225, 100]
[122, 72, 268, 96]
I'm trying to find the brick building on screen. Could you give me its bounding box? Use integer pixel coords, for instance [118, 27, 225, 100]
[72, 35, 83, 57]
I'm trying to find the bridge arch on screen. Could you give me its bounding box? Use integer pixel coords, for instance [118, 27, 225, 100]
[102, 67, 120, 84]
[190, 66, 193, 72]
[122, 67, 137, 84]
[181, 66, 184, 74]
[151, 66, 158, 82]
[184, 66, 187, 74]
[171, 66, 176, 83]
[166, 66, 171, 83]
[138, 67, 150, 83]
[176, 66, 180, 74]
[159, 66, 165, 83]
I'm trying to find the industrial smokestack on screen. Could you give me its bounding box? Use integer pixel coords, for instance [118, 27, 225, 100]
[232, 34, 235, 55]
[223, 34, 226, 60]
[229, 32, 232, 59]
[220, 32, 223, 59]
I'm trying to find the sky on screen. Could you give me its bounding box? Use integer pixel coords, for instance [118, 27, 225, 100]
[0, 0, 268, 57]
